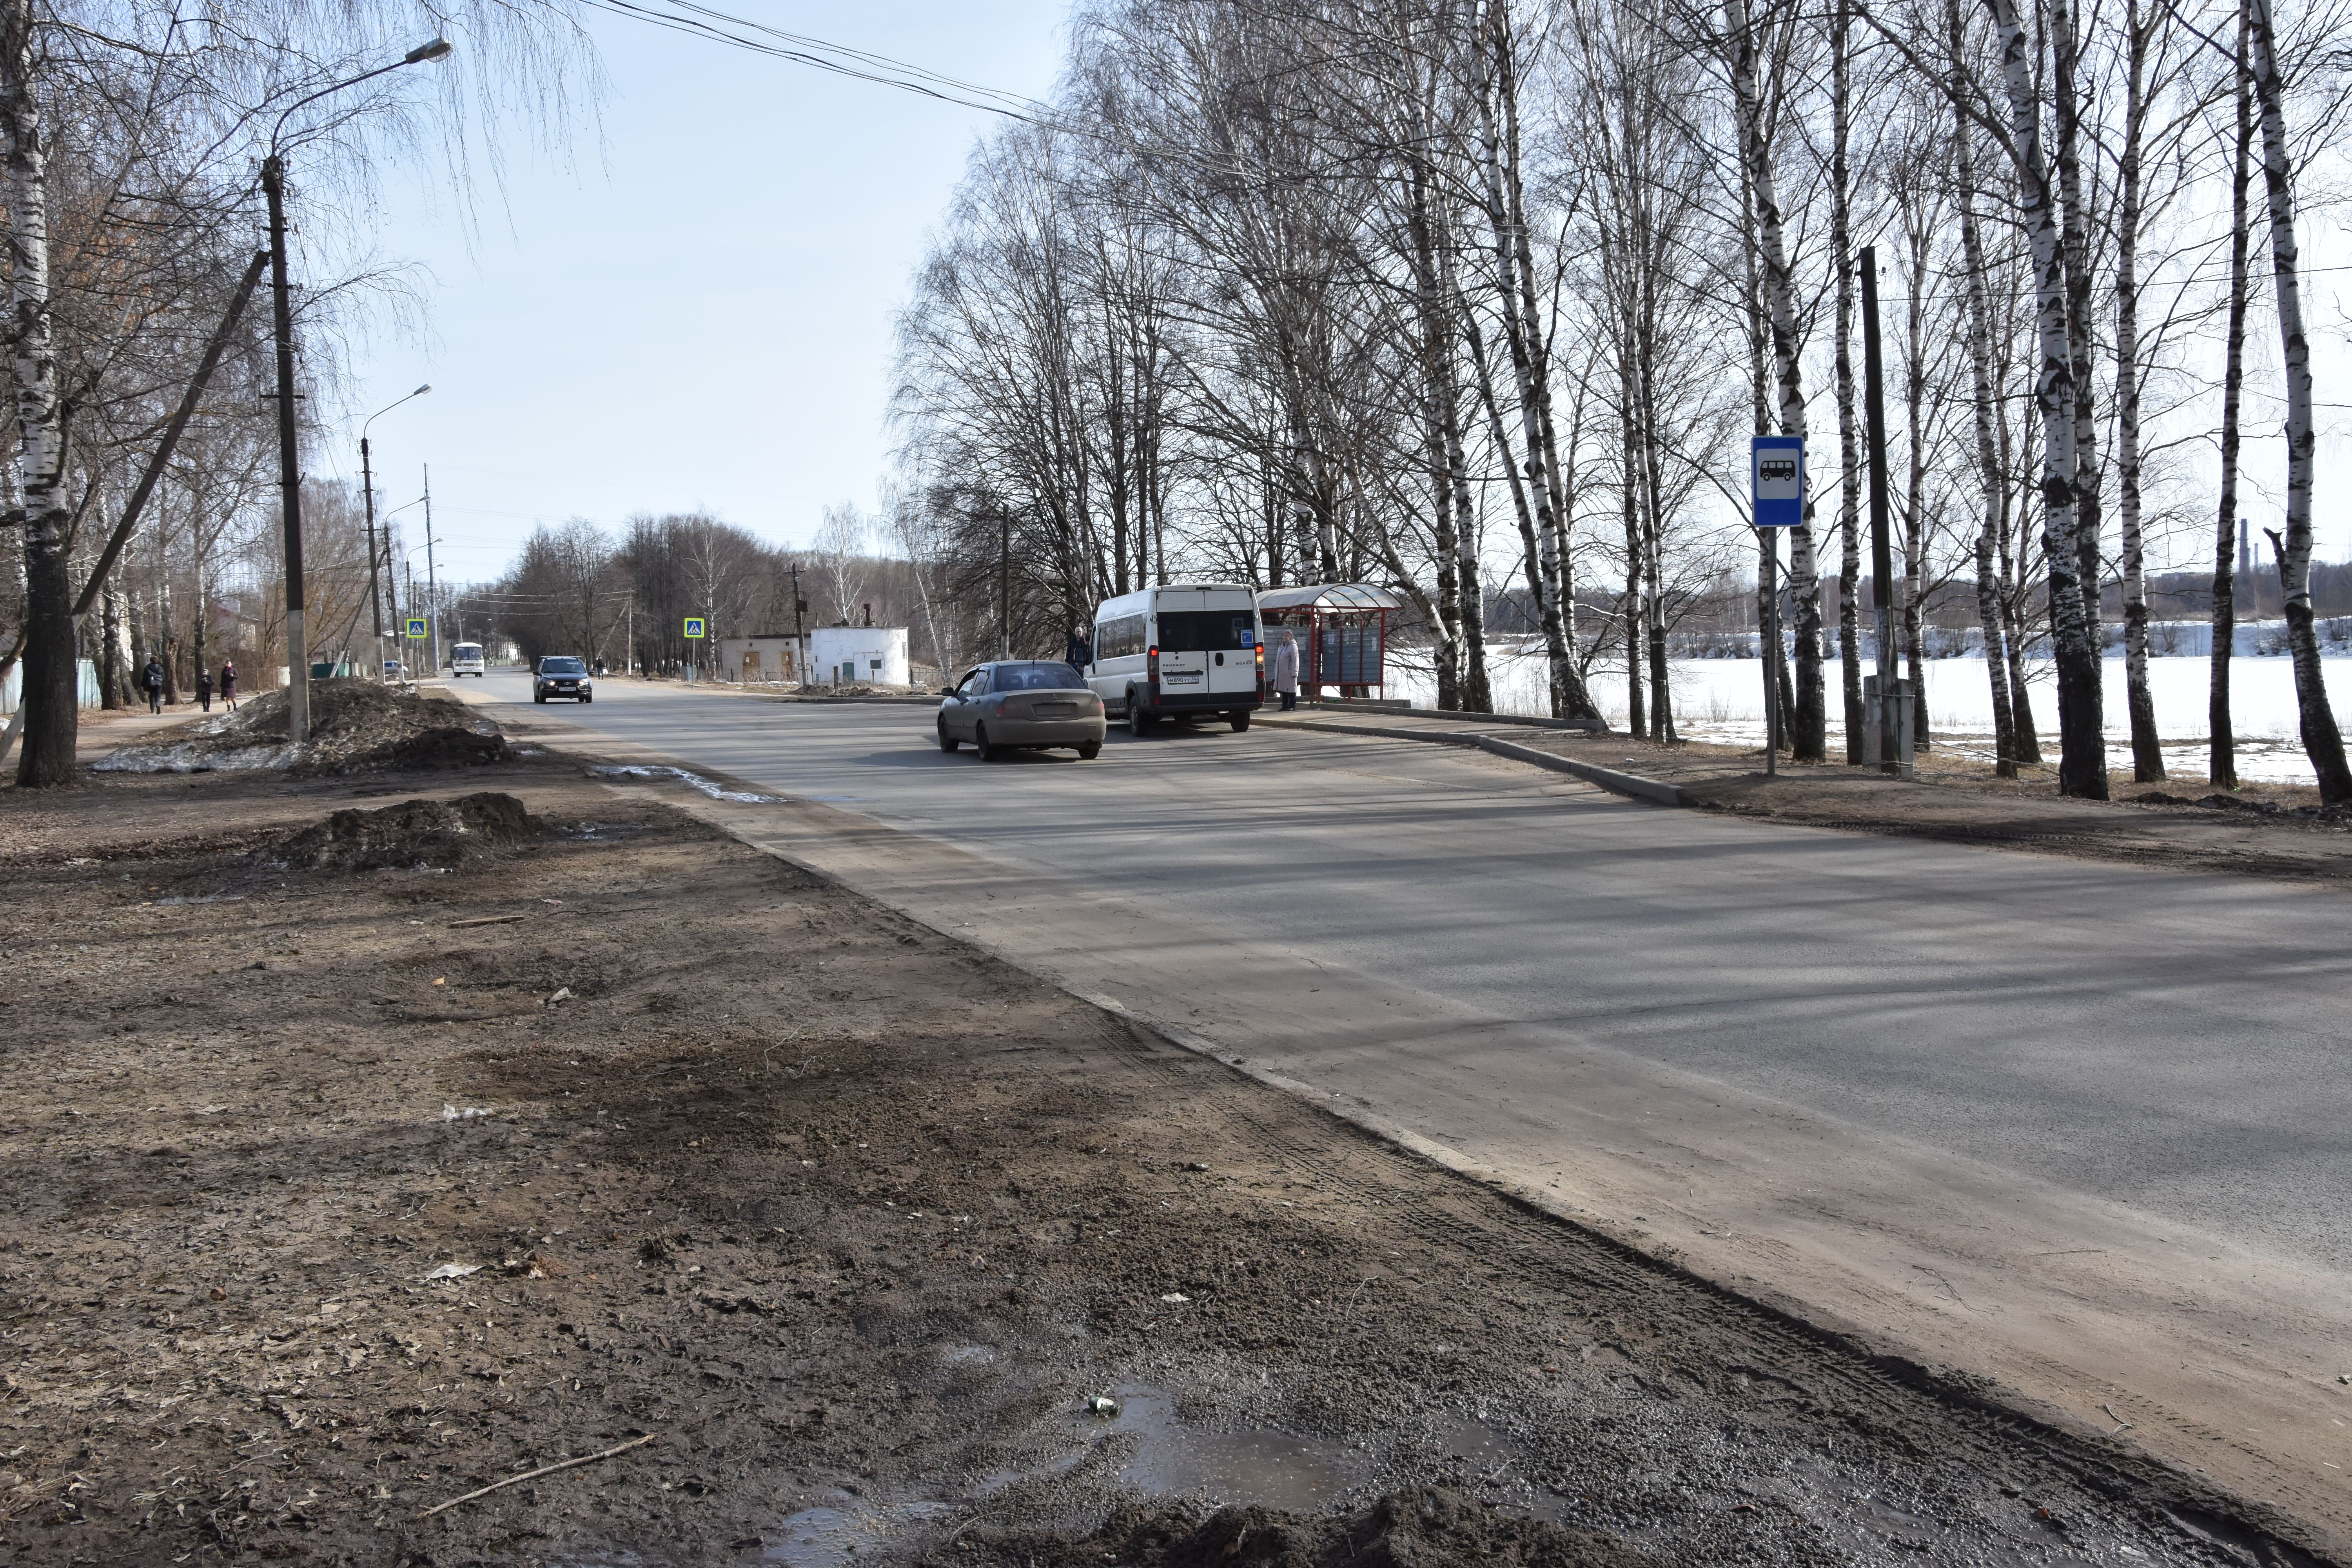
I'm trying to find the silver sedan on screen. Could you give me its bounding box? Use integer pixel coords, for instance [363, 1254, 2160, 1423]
[937, 661, 1107, 761]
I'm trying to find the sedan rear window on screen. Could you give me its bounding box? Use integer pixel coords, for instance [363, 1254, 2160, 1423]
[1155, 611, 1256, 652]
[541, 658, 586, 675]
[993, 662, 1087, 691]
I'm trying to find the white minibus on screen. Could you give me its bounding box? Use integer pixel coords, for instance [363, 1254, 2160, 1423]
[449, 642, 486, 677]
[1086, 583, 1263, 735]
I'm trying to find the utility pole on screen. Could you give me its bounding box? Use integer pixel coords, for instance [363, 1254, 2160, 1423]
[253, 41, 452, 731]
[1859, 247, 1904, 776]
[360, 434, 384, 678]
[262, 154, 310, 740]
[998, 509, 1012, 660]
[790, 563, 806, 685]
[423, 464, 441, 678]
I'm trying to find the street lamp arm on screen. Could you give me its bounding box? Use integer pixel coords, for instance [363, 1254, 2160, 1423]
[267, 40, 451, 153]
[363, 383, 432, 440]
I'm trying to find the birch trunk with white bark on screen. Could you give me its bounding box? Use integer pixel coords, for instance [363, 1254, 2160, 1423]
[5, 0, 76, 786]
[2246, 0, 2352, 802]
[1618, 341, 1646, 739]
[2209, 24, 2252, 790]
[1986, 0, 2106, 797]
[2051, 0, 2106, 669]
[1484, 5, 1601, 723]
[1723, 0, 1823, 759]
[2115, 0, 2163, 780]
[1833, 0, 1864, 760]
[1409, 161, 1463, 713]
[1948, 10, 2019, 775]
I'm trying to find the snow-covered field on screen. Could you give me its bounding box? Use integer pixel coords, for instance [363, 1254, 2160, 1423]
[1389, 648, 2346, 784]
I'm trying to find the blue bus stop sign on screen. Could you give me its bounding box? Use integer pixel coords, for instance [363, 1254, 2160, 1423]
[1752, 435, 1804, 528]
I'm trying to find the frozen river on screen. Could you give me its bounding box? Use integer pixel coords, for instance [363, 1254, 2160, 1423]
[1390, 649, 2345, 784]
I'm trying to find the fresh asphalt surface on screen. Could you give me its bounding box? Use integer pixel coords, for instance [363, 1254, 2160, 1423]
[481, 670, 2352, 1278]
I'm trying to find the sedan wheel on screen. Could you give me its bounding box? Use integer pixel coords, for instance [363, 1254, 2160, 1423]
[1077, 740, 1102, 760]
[974, 723, 997, 762]
[938, 722, 959, 753]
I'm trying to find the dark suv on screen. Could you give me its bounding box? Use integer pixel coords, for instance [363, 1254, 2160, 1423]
[533, 656, 594, 704]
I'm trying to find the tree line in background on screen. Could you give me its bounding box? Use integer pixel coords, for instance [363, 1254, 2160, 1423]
[0, 0, 583, 786]
[472, 499, 990, 683]
[890, 0, 2352, 802]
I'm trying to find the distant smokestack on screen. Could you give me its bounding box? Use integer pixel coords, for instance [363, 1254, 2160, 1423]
[2239, 519, 2252, 579]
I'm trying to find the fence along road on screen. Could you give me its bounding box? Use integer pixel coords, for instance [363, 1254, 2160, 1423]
[453, 669, 2352, 1544]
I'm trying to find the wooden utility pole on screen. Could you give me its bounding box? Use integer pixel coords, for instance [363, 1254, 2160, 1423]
[1859, 247, 1900, 774]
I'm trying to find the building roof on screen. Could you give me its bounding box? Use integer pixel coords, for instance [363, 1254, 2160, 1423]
[1256, 582, 1406, 613]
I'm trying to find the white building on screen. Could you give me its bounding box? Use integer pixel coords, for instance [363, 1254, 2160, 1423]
[810, 626, 909, 688]
[715, 627, 910, 688]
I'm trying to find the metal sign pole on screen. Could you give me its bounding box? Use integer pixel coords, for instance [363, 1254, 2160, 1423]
[1751, 434, 1804, 778]
[1760, 528, 1780, 776]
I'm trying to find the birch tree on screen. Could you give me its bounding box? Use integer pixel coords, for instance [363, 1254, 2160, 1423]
[2245, 0, 2352, 802]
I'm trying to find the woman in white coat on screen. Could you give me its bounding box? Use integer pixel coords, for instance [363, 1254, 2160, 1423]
[1270, 630, 1301, 711]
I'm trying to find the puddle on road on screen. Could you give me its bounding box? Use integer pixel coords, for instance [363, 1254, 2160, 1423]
[1104, 1386, 1348, 1512]
[762, 1499, 953, 1568]
[765, 1385, 1348, 1561]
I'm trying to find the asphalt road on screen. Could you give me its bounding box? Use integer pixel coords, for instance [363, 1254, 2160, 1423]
[487, 670, 2352, 1271]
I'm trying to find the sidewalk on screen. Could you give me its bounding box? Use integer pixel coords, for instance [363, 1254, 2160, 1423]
[1262, 704, 2352, 882]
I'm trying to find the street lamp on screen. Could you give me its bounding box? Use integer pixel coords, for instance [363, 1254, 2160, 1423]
[264, 37, 453, 741]
[361, 384, 430, 681]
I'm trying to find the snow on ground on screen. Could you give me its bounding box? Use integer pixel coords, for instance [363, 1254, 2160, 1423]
[1388, 648, 2346, 784]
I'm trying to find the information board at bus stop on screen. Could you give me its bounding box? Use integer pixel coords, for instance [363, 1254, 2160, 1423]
[1752, 435, 1804, 527]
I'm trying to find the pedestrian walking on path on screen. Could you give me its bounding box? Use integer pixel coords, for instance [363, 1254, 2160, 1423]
[141, 657, 165, 714]
[196, 666, 214, 713]
[1271, 631, 1300, 711]
[219, 661, 238, 712]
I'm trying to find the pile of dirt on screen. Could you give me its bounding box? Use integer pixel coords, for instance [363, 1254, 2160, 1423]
[2128, 787, 2350, 823]
[259, 789, 539, 869]
[93, 678, 508, 775]
[951, 1490, 1657, 1568]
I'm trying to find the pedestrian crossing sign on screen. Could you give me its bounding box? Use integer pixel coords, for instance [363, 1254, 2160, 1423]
[683, 617, 707, 639]
[405, 617, 428, 639]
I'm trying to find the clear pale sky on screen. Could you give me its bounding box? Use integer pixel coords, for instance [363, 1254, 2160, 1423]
[326, 2, 1073, 583]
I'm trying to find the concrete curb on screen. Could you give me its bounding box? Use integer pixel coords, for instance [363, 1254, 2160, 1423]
[1259, 715, 1687, 807]
[1472, 734, 1690, 806]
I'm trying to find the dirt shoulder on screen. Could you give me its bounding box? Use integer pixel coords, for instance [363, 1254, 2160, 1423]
[0, 758, 2330, 1566]
[1276, 706, 2352, 883]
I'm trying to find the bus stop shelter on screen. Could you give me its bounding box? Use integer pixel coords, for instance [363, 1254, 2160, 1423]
[1256, 583, 1402, 701]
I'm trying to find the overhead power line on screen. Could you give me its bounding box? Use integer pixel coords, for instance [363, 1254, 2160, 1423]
[573, 0, 1051, 122]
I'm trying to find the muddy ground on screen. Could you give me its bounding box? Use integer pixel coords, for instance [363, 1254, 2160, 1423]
[0, 752, 2332, 1567]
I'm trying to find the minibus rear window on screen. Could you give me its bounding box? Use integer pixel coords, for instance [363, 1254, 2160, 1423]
[1155, 612, 1255, 652]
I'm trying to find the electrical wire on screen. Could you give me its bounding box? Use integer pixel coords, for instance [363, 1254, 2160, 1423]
[572, 0, 1051, 122]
